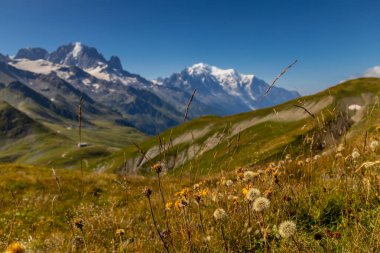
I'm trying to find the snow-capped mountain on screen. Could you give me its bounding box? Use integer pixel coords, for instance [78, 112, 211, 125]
[0, 53, 9, 62]
[8, 43, 182, 134]
[3, 43, 300, 134]
[15, 47, 49, 61]
[13, 42, 150, 87]
[48, 42, 110, 69]
[157, 63, 300, 115]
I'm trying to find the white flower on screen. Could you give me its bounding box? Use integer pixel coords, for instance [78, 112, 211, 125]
[243, 171, 255, 181]
[246, 188, 261, 201]
[225, 180, 233, 187]
[213, 208, 228, 221]
[352, 148, 360, 159]
[252, 197, 270, 212]
[279, 220, 296, 238]
[370, 140, 379, 152]
[212, 193, 224, 202]
[296, 160, 304, 166]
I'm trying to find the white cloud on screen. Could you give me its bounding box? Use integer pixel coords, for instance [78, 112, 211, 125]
[363, 66, 380, 78]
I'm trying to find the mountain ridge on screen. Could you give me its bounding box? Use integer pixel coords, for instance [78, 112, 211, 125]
[5, 42, 301, 134]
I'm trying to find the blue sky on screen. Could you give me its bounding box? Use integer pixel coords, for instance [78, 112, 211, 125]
[0, 0, 379, 94]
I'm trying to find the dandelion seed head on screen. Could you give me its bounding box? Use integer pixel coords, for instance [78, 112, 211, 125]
[252, 197, 270, 212]
[225, 180, 233, 187]
[370, 140, 379, 152]
[352, 149, 360, 159]
[246, 188, 261, 201]
[213, 208, 228, 221]
[212, 192, 224, 202]
[243, 171, 255, 181]
[337, 143, 345, 152]
[279, 220, 297, 238]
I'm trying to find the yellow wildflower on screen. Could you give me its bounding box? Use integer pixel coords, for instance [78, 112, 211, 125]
[6, 242, 25, 253]
[242, 187, 249, 197]
[165, 202, 173, 210]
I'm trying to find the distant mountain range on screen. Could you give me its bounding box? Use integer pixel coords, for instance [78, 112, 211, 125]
[0, 42, 300, 134]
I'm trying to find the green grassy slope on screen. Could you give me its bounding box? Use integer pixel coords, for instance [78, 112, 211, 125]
[0, 101, 147, 169]
[0, 101, 74, 163]
[101, 78, 380, 175]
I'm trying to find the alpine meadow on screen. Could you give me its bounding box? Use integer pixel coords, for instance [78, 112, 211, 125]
[1, 0, 380, 252]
